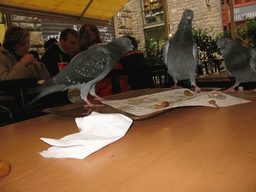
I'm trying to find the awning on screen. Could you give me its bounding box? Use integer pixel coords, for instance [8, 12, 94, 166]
[0, 0, 129, 25]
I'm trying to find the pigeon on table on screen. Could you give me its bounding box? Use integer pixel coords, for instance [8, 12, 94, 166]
[217, 37, 256, 93]
[162, 9, 201, 92]
[28, 37, 134, 107]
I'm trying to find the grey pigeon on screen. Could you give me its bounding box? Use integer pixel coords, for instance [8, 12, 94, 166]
[29, 37, 134, 107]
[217, 37, 256, 93]
[162, 9, 201, 92]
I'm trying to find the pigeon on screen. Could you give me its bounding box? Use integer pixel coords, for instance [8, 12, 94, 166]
[162, 9, 201, 92]
[28, 37, 134, 107]
[217, 37, 256, 93]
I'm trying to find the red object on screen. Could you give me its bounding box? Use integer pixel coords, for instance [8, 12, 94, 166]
[58, 62, 68, 71]
[87, 62, 130, 99]
[88, 50, 144, 99]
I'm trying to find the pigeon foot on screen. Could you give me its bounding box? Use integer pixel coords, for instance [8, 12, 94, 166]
[194, 85, 201, 93]
[84, 99, 103, 108]
[249, 89, 256, 94]
[93, 95, 109, 101]
[170, 83, 181, 90]
[223, 89, 235, 93]
[84, 104, 104, 108]
[223, 85, 236, 93]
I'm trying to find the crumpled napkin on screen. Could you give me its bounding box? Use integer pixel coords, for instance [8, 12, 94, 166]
[40, 112, 133, 159]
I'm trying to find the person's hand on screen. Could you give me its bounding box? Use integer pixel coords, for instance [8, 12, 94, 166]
[33, 60, 44, 69]
[20, 54, 37, 66]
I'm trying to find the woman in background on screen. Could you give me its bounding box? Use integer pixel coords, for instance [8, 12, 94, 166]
[0, 26, 50, 81]
[78, 23, 103, 52]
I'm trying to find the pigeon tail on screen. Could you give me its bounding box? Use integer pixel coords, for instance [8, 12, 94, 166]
[27, 78, 66, 105]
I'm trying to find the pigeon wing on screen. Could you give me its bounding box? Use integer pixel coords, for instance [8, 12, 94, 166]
[223, 61, 233, 76]
[53, 46, 111, 88]
[250, 48, 256, 72]
[193, 42, 200, 67]
[162, 40, 170, 65]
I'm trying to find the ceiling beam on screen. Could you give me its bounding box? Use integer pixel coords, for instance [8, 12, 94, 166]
[80, 0, 94, 18]
[0, 4, 110, 26]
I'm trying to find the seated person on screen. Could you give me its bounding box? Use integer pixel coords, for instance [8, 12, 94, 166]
[78, 23, 103, 52]
[41, 28, 79, 77]
[0, 26, 52, 112]
[119, 36, 155, 90]
[0, 26, 50, 81]
[43, 38, 57, 52]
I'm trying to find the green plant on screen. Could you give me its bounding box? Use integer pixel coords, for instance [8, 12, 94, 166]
[223, 17, 256, 48]
[237, 17, 256, 47]
[192, 26, 223, 74]
[143, 37, 165, 65]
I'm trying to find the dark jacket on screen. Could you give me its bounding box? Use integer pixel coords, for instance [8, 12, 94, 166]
[41, 43, 73, 77]
[0, 46, 50, 80]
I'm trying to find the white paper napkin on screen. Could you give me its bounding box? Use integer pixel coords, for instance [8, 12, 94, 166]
[40, 112, 133, 159]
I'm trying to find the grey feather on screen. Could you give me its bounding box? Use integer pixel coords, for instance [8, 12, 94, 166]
[28, 37, 134, 106]
[162, 9, 201, 91]
[250, 48, 256, 72]
[217, 37, 256, 91]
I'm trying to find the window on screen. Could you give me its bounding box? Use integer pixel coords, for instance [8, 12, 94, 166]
[144, 25, 166, 48]
[141, 0, 168, 65]
[144, 25, 166, 65]
[142, 0, 164, 25]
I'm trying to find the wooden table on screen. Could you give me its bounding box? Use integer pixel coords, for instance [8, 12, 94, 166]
[1, 89, 256, 191]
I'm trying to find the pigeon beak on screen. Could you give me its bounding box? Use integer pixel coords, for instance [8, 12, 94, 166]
[217, 45, 222, 53]
[132, 45, 136, 52]
[187, 16, 192, 23]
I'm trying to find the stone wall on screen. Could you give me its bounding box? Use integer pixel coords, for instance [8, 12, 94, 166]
[10, 14, 115, 58]
[114, 0, 145, 50]
[11, 15, 44, 56]
[166, 0, 223, 36]
[9, 0, 224, 55]
[114, 0, 224, 50]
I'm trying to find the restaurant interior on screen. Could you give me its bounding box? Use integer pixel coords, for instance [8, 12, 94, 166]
[0, 0, 256, 191]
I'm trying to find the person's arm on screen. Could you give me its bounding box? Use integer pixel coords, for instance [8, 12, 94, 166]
[0, 52, 32, 80]
[33, 61, 51, 80]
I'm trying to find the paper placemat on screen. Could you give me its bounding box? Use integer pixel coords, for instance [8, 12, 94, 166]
[102, 89, 251, 116]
